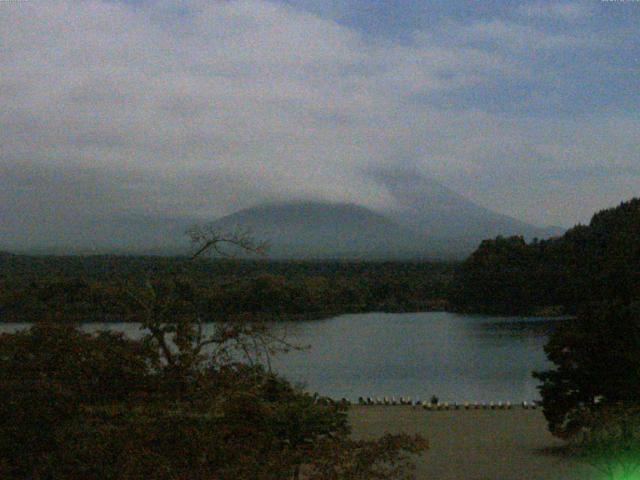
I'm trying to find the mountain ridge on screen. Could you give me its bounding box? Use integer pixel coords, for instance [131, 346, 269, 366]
[207, 197, 561, 260]
[2, 182, 564, 258]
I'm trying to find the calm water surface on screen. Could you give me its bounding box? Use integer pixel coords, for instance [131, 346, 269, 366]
[0, 312, 562, 402]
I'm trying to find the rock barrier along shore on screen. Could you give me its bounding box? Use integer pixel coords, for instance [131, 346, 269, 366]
[350, 397, 540, 410]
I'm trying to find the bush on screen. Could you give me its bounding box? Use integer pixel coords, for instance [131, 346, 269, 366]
[0, 320, 426, 479]
[568, 405, 640, 480]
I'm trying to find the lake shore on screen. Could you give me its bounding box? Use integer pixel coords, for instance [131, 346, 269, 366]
[348, 406, 598, 480]
[1, 313, 556, 402]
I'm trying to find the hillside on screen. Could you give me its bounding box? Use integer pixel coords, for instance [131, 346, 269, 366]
[375, 172, 562, 243]
[449, 198, 640, 314]
[2, 177, 561, 259]
[208, 201, 433, 259]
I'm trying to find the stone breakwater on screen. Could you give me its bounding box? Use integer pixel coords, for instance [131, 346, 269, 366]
[315, 396, 540, 410]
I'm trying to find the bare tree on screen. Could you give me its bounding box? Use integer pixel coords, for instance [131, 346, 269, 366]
[124, 225, 293, 374]
[186, 224, 268, 260]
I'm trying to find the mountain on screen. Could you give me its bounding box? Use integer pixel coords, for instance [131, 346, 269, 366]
[2, 172, 562, 258]
[372, 171, 561, 248]
[208, 201, 431, 259]
[207, 194, 561, 259]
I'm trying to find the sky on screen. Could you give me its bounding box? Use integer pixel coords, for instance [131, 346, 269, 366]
[1, 0, 639, 247]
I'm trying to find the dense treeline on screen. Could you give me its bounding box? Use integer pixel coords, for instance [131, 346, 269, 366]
[450, 198, 640, 314]
[442, 197, 640, 473]
[0, 256, 455, 322]
[0, 318, 427, 479]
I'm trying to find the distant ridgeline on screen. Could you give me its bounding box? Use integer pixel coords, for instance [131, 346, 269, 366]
[449, 198, 640, 315]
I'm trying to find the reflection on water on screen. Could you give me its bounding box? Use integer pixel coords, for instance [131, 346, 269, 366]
[0, 312, 564, 402]
[474, 317, 562, 337]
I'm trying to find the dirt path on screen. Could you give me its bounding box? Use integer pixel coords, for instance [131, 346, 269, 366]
[349, 406, 599, 480]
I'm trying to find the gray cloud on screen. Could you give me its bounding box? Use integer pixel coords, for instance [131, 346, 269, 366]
[516, 2, 593, 21]
[1, 0, 638, 251]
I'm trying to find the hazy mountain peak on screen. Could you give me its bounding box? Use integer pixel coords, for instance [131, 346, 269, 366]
[368, 168, 472, 212]
[2, 181, 563, 259]
[367, 168, 559, 242]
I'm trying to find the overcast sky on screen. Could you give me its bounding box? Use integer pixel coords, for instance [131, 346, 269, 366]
[1, 0, 639, 241]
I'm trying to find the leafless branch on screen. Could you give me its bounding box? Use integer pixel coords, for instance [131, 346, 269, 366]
[186, 224, 268, 260]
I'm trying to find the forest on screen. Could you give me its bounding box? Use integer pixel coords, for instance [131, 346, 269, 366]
[1, 233, 430, 480]
[449, 198, 640, 315]
[0, 255, 454, 323]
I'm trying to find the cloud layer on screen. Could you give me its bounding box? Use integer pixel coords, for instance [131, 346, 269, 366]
[1, 0, 639, 249]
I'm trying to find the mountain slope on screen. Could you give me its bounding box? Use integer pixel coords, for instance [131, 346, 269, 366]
[209, 201, 432, 259]
[2, 172, 563, 258]
[208, 194, 561, 259]
[375, 171, 560, 244]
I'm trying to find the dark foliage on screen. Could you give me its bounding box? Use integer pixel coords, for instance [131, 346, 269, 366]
[0, 258, 454, 322]
[533, 302, 640, 438]
[0, 323, 153, 478]
[0, 228, 432, 478]
[0, 322, 427, 479]
[568, 405, 640, 480]
[450, 198, 640, 314]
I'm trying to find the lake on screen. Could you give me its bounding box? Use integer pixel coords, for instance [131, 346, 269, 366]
[0, 312, 561, 403]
